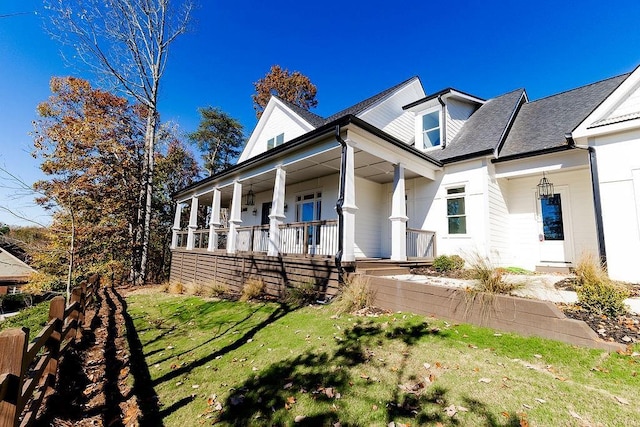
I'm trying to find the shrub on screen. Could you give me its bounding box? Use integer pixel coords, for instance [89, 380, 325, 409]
[468, 254, 515, 294]
[203, 281, 228, 298]
[575, 253, 629, 317]
[240, 277, 265, 302]
[184, 281, 205, 296]
[433, 254, 465, 272]
[284, 281, 319, 307]
[22, 271, 64, 295]
[168, 281, 185, 294]
[332, 275, 375, 314]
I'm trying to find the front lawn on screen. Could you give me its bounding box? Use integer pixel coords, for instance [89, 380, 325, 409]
[126, 288, 640, 426]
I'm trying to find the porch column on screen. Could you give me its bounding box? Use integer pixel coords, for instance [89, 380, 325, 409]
[268, 166, 286, 256]
[186, 196, 199, 250]
[170, 201, 182, 249]
[389, 163, 408, 261]
[342, 141, 358, 262]
[227, 180, 242, 254]
[207, 188, 221, 251]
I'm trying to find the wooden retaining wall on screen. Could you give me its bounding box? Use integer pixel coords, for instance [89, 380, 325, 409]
[170, 250, 348, 299]
[368, 276, 625, 352]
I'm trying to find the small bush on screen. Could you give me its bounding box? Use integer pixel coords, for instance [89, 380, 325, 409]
[469, 254, 515, 294]
[575, 253, 629, 317]
[240, 277, 265, 302]
[284, 281, 319, 307]
[333, 275, 375, 314]
[168, 281, 185, 294]
[433, 254, 465, 272]
[23, 271, 64, 295]
[184, 281, 205, 296]
[203, 281, 228, 298]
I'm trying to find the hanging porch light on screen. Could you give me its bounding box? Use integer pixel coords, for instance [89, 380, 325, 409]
[245, 184, 255, 206]
[536, 172, 554, 200]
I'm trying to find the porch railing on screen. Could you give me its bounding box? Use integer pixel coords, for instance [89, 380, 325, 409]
[406, 228, 436, 259]
[279, 220, 338, 256]
[176, 223, 433, 260]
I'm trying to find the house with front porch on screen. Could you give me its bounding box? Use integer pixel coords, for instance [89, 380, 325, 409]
[169, 65, 640, 296]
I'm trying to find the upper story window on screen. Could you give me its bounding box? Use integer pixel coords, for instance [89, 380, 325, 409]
[267, 133, 284, 150]
[422, 110, 441, 149]
[446, 186, 466, 234]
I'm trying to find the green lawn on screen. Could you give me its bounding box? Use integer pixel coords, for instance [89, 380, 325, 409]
[127, 289, 639, 425]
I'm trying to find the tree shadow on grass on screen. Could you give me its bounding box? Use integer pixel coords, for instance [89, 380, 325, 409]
[217, 318, 523, 426]
[217, 319, 446, 426]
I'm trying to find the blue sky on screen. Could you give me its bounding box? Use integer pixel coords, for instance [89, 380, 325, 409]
[1, 0, 640, 226]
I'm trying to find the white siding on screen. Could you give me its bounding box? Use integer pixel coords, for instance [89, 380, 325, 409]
[414, 160, 489, 260]
[505, 169, 598, 270]
[486, 163, 510, 265]
[593, 128, 640, 282]
[446, 98, 477, 144]
[357, 80, 425, 144]
[607, 84, 640, 119]
[244, 106, 310, 159]
[354, 177, 385, 258]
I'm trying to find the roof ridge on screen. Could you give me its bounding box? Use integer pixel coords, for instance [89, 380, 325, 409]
[527, 73, 631, 104]
[325, 76, 420, 121]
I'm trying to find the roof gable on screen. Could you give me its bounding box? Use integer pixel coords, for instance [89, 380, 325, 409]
[238, 97, 318, 162]
[573, 66, 640, 138]
[499, 74, 629, 158]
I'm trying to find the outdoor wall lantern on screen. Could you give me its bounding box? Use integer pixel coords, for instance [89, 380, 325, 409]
[252, 208, 258, 216]
[284, 203, 288, 213]
[536, 172, 554, 200]
[245, 184, 255, 206]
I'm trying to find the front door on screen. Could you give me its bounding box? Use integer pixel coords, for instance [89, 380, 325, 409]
[538, 190, 573, 263]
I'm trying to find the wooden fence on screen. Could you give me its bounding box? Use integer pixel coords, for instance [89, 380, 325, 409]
[0, 275, 97, 427]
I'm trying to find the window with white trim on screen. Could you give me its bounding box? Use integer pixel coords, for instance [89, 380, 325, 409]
[267, 133, 284, 150]
[446, 186, 466, 234]
[422, 110, 441, 149]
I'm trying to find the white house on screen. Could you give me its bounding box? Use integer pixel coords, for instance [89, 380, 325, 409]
[169, 65, 640, 293]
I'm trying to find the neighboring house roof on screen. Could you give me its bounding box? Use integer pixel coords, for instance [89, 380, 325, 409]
[274, 96, 326, 128]
[428, 88, 526, 163]
[498, 74, 629, 159]
[325, 76, 421, 122]
[0, 247, 35, 283]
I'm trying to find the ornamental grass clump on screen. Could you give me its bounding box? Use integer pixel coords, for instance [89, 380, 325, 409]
[333, 275, 375, 314]
[468, 253, 516, 294]
[240, 277, 265, 301]
[574, 253, 629, 318]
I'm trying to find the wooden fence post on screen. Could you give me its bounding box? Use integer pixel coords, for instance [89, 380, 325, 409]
[68, 287, 82, 341]
[45, 297, 65, 391]
[0, 328, 28, 427]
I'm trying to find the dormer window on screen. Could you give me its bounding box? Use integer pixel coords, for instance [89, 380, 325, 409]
[267, 133, 284, 150]
[421, 110, 441, 149]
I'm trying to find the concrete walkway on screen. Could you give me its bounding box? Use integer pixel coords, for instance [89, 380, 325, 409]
[385, 273, 640, 315]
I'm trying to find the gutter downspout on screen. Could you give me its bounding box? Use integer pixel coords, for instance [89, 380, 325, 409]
[437, 95, 446, 148]
[566, 133, 607, 268]
[335, 125, 347, 285]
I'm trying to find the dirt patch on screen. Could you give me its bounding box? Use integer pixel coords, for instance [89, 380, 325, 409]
[35, 286, 154, 427]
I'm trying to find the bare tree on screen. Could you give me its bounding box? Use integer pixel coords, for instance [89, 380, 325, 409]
[44, 0, 193, 283]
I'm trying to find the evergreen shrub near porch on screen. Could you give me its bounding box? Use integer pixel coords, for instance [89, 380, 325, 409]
[575, 253, 630, 318]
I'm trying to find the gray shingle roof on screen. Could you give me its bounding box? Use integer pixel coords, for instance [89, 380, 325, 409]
[498, 74, 629, 158]
[324, 76, 421, 123]
[428, 89, 526, 162]
[275, 96, 326, 128]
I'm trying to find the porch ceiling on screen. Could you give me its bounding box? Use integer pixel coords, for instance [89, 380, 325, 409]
[195, 146, 423, 206]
